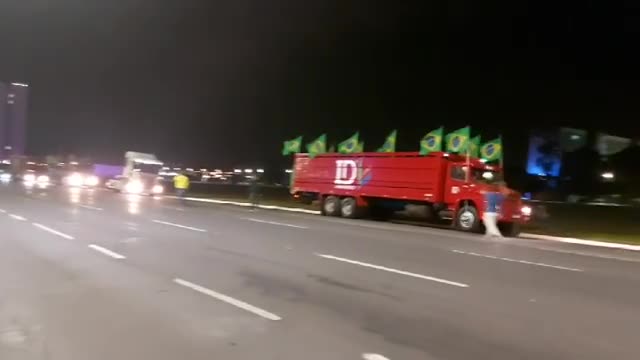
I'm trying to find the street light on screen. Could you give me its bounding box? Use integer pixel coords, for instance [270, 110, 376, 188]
[256, 169, 264, 173]
[285, 169, 293, 174]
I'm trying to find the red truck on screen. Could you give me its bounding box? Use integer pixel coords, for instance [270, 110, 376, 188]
[290, 151, 530, 236]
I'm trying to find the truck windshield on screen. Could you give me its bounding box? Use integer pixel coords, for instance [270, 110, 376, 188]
[134, 163, 162, 174]
[472, 168, 502, 184]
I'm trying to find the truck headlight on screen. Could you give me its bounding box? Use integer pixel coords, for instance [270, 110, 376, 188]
[84, 175, 99, 187]
[521, 205, 532, 216]
[125, 180, 143, 194]
[68, 173, 84, 187]
[152, 184, 164, 194]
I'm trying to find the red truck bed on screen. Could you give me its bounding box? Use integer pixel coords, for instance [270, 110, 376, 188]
[292, 152, 451, 202]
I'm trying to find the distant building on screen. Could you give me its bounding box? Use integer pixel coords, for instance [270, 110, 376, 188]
[0, 81, 29, 158]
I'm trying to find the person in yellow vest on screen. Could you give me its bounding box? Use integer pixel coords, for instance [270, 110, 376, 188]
[173, 172, 190, 202]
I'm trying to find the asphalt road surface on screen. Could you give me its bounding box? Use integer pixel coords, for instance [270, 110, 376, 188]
[1, 183, 639, 360]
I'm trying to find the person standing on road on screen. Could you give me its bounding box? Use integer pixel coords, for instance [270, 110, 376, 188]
[173, 172, 190, 203]
[482, 182, 507, 238]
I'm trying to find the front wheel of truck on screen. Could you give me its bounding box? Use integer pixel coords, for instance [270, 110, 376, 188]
[456, 206, 481, 232]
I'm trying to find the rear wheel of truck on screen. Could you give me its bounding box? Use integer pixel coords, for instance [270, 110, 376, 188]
[340, 197, 360, 219]
[322, 196, 341, 216]
[456, 206, 481, 232]
[500, 222, 521, 237]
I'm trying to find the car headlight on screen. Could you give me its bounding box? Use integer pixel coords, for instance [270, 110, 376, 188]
[0, 173, 11, 182]
[37, 175, 50, 183]
[68, 173, 84, 187]
[84, 175, 99, 187]
[24, 173, 36, 182]
[521, 205, 532, 216]
[125, 180, 143, 194]
[152, 184, 164, 194]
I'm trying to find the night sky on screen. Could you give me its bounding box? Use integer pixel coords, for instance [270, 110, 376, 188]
[0, 1, 638, 169]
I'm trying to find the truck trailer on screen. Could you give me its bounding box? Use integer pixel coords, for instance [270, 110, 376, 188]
[290, 151, 530, 236]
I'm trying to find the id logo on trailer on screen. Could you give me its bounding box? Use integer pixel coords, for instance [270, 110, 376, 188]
[334, 159, 373, 190]
[334, 160, 357, 185]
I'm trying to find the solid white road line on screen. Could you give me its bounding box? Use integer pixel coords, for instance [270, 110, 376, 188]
[79, 204, 103, 211]
[174, 278, 282, 321]
[8, 214, 26, 221]
[88, 244, 126, 259]
[363, 354, 390, 360]
[152, 219, 207, 232]
[316, 253, 469, 288]
[32, 223, 75, 240]
[244, 217, 308, 229]
[521, 233, 640, 252]
[451, 250, 583, 272]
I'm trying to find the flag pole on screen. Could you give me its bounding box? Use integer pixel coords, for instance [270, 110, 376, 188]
[465, 140, 471, 183]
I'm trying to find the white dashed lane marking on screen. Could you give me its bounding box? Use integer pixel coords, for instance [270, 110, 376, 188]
[244, 217, 308, 229]
[8, 214, 26, 221]
[316, 253, 469, 288]
[88, 244, 126, 259]
[32, 223, 75, 240]
[152, 219, 207, 232]
[451, 250, 583, 272]
[174, 278, 282, 321]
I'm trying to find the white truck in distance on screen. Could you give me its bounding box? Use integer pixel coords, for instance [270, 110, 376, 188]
[106, 152, 164, 195]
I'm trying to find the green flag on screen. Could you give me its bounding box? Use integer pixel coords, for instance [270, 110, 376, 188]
[480, 137, 503, 162]
[282, 136, 302, 156]
[419, 127, 443, 155]
[338, 132, 360, 154]
[306, 134, 327, 158]
[356, 141, 365, 153]
[445, 126, 471, 153]
[468, 135, 481, 158]
[377, 130, 397, 152]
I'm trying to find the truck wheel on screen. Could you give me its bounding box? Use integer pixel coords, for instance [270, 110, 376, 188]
[340, 197, 359, 219]
[322, 196, 341, 217]
[501, 223, 521, 238]
[456, 206, 481, 232]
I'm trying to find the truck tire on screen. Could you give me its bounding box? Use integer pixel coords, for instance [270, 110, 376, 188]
[340, 197, 360, 219]
[456, 206, 481, 232]
[501, 223, 521, 237]
[322, 196, 341, 217]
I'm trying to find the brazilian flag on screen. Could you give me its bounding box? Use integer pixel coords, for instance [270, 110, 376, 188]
[445, 126, 470, 153]
[338, 132, 360, 154]
[468, 135, 481, 158]
[306, 134, 327, 158]
[419, 127, 443, 155]
[480, 137, 503, 162]
[282, 136, 302, 156]
[377, 130, 397, 153]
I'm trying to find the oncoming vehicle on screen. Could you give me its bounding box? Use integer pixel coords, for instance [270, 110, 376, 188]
[106, 152, 164, 195]
[0, 161, 11, 182]
[63, 164, 100, 188]
[290, 151, 531, 237]
[22, 162, 51, 187]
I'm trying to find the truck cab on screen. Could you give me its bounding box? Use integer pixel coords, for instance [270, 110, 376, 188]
[444, 160, 529, 236]
[108, 152, 164, 195]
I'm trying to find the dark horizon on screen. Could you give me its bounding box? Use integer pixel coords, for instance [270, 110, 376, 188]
[0, 1, 638, 168]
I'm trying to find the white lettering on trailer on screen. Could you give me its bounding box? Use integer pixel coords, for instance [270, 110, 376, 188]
[334, 160, 358, 185]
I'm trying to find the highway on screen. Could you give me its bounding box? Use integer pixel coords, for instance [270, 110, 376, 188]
[0, 184, 639, 360]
